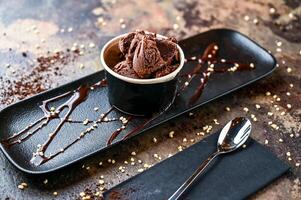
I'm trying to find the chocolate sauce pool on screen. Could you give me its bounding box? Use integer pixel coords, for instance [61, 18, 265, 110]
[1, 43, 254, 166]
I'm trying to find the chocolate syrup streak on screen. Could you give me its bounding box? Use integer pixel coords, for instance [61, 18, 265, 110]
[180, 43, 254, 105]
[39, 85, 90, 154]
[3, 91, 72, 146]
[2, 79, 108, 165]
[1, 43, 254, 166]
[179, 43, 218, 92]
[107, 114, 158, 145]
[122, 116, 157, 140]
[107, 116, 133, 146]
[38, 107, 114, 165]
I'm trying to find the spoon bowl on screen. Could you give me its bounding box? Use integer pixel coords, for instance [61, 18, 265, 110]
[217, 117, 252, 153]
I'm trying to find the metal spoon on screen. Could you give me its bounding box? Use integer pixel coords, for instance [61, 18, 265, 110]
[168, 117, 252, 200]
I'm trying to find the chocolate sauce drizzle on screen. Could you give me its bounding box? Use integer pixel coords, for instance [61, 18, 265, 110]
[180, 43, 254, 105]
[106, 116, 133, 146]
[106, 115, 157, 147]
[36, 106, 114, 165]
[2, 79, 108, 165]
[1, 43, 254, 166]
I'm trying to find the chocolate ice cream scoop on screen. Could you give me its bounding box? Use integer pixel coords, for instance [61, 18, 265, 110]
[113, 30, 180, 79]
[156, 38, 179, 66]
[119, 32, 135, 55]
[119, 31, 146, 59]
[133, 36, 165, 78]
[113, 60, 140, 79]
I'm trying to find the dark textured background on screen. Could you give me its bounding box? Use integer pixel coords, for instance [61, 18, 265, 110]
[0, 0, 300, 199]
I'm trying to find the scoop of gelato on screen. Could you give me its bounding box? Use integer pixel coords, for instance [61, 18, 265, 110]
[133, 36, 166, 78]
[119, 32, 135, 55]
[119, 30, 145, 59]
[113, 30, 180, 79]
[156, 38, 179, 66]
[112, 60, 139, 79]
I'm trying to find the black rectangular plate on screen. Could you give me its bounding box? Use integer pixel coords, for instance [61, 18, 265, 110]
[0, 29, 277, 174]
[103, 130, 289, 200]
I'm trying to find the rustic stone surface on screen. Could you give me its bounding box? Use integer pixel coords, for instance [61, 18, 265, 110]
[0, 0, 300, 199]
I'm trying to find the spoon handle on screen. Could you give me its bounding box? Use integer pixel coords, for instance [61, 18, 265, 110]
[168, 150, 220, 200]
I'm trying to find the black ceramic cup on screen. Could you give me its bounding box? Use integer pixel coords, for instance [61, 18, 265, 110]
[100, 33, 185, 116]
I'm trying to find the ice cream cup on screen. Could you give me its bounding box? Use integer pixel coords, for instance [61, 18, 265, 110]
[100, 32, 185, 116]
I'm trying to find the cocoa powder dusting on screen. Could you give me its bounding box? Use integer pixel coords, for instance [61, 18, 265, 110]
[75, 188, 104, 200]
[0, 50, 80, 105]
[107, 188, 136, 200]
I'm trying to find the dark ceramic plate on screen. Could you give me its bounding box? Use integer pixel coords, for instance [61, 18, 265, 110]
[0, 29, 276, 174]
